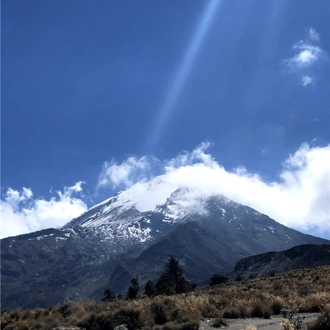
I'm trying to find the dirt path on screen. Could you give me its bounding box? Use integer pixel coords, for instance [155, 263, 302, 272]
[200, 313, 319, 330]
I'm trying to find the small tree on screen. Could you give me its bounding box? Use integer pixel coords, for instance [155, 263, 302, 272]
[127, 277, 139, 299]
[165, 255, 183, 288]
[209, 274, 229, 286]
[102, 288, 116, 302]
[176, 277, 194, 293]
[156, 256, 194, 295]
[156, 273, 173, 295]
[144, 279, 157, 297]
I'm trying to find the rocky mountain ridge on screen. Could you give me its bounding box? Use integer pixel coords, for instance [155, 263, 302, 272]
[228, 243, 330, 280]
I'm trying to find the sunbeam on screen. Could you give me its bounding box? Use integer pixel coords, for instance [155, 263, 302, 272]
[145, 0, 223, 153]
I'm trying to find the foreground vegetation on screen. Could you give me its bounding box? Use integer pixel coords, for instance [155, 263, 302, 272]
[1, 265, 330, 330]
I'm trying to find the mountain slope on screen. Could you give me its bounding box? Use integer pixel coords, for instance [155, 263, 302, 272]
[1, 185, 329, 310]
[98, 202, 328, 297]
[228, 244, 330, 280]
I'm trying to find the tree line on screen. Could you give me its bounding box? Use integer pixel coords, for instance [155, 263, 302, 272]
[102, 256, 229, 302]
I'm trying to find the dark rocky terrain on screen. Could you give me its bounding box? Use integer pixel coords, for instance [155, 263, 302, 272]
[1, 188, 329, 311]
[228, 243, 330, 280]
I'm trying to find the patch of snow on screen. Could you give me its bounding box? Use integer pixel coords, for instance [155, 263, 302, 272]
[268, 226, 275, 233]
[55, 237, 67, 241]
[35, 234, 51, 241]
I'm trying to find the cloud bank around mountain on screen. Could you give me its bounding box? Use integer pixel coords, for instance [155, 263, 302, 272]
[1, 142, 329, 239]
[98, 142, 330, 238]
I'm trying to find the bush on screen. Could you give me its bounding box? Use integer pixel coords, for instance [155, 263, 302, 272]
[162, 321, 199, 330]
[113, 308, 141, 330]
[77, 312, 114, 330]
[235, 275, 243, 282]
[180, 321, 199, 330]
[152, 303, 168, 324]
[251, 301, 271, 319]
[271, 299, 284, 315]
[102, 288, 116, 302]
[209, 274, 229, 286]
[308, 304, 330, 330]
[212, 317, 227, 328]
[199, 303, 220, 318]
[223, 308, 240, 318]
[281, 307, 305, 330]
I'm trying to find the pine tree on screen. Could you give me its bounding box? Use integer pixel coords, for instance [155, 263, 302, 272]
[156, 273, 173, 295]
[127, 277, 139, 299]
[102, 288, 116, 302]
[165, 255, 183, 288]
[144, 279, 157, 297]
[176, 277, 194, 293]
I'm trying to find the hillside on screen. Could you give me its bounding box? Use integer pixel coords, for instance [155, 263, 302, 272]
[228, 244, 330, 280]
[1, 265, 330, 330]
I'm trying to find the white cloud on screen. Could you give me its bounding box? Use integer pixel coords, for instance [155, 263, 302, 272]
[0, 182, 87, 239]
[100, 143, 330, 238]
[97, 156, 156, 189]
[3, 143, 329, 240]
[287, 42, 322, 68]
[282, 28, 327, 86]
[308, 27, 320, 42]
[301, 75, 314, 86]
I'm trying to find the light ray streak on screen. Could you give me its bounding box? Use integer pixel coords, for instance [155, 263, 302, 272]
[145, 0, 223, 153]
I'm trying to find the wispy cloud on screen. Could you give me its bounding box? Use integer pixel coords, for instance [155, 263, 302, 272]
[282, 27, 326, 86]
[97, 156, 156, 190]
[0, 182, 87, 238]
[301, 75, 314, 86]
[308, 27, 320, 42]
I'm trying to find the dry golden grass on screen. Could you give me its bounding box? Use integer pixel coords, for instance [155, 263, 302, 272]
[1, 265, 329, 330]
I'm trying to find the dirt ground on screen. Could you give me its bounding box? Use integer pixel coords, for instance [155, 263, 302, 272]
[199, 313, 320, 330]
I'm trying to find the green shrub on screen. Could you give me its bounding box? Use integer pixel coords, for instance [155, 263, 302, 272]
[281, 307, 305, 330]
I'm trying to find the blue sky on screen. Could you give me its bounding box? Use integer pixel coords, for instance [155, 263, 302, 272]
[1, 0, 330, 239]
